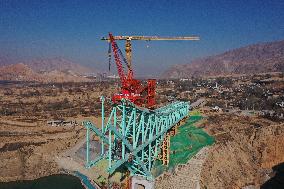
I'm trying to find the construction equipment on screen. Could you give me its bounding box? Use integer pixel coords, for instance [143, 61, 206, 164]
[81, 33, 201, 183]
[102, 35, 200, 69]
[106, 33, 156, 108]
[103, 33, 200, 108]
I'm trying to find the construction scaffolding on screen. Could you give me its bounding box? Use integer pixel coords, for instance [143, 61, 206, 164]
[161, 133, 170, 166]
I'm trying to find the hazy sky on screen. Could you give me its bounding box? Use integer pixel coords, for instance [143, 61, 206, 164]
[0, 0, 284, 76]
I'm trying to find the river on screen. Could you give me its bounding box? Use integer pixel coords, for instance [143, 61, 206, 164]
[0, 174, 85, 189]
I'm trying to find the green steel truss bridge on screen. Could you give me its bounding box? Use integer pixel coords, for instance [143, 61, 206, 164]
[83, 97, 189, 180]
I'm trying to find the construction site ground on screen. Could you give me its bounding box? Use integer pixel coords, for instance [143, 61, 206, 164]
[1, 106, 283, 189]
[155, 111, 284, 189]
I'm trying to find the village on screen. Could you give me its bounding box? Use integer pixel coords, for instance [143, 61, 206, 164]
[0, 72, 283, 128]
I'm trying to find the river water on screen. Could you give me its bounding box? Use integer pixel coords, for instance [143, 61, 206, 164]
[0, 174, 85, 189]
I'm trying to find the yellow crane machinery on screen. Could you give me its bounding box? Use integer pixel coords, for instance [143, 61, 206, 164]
[101, 35, 200, 69]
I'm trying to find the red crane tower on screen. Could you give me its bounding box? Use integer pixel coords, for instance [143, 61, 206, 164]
[105, 33, 200, 108]
[107, 33, 156, 108]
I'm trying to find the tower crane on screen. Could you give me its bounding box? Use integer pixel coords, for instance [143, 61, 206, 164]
[107, 33, 154, 108]
[102, 35, 200, 69]
[103, 33, 200, 108]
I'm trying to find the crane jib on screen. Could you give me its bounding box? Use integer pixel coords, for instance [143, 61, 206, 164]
[102, 36, 200, 41]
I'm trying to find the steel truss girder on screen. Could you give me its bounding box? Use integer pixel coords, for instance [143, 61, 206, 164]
[83, 97, 189, 180]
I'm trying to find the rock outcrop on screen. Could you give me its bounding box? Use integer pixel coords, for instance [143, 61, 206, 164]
[155, 114, 284, 189]
[200, 115, 284, 189]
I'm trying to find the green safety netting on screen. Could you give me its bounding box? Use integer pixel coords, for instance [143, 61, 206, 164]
[152, 115, 214, 177]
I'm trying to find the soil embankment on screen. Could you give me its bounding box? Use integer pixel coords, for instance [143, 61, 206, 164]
[155, 114, 284, 189]
[0, 117, 86, 182]
[200, 114, 284, 189]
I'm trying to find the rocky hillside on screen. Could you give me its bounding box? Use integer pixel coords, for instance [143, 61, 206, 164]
[0, 63, 43, 81]
[155, 114, 284, 189]
[0, 58, 99, 82]
[25, 57, 98, 75]
[162, 40, 284, 78]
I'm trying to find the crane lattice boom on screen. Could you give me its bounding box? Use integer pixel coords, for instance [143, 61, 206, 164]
[109, 33, 129, 87]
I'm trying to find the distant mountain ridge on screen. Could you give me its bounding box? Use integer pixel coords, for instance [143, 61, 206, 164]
[0, 63, 42, 81]
[162, 40, 284, 78]
[0, 57, 99, 82]
[25, 57, 98, 75]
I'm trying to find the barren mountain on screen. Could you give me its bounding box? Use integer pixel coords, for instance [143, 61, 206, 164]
[0, 57, 99, 82]
[162, 40, 284, 78]
[0, 63, 44, 82]
[25, 57, 98, 75]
